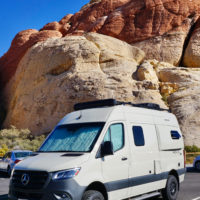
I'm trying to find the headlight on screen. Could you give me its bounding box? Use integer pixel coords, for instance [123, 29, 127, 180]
[52, 168, 81, 180]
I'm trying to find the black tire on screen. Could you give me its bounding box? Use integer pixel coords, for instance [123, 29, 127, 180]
[82, 190, 104, 200]
[195, 161, 200, 171]
[162, 175, 179, 200]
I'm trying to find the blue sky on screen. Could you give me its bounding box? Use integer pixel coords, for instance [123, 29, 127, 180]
[0, 0, 89, 57]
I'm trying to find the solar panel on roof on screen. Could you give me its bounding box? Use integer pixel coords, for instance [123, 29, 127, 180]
[74, 99, 169, 112]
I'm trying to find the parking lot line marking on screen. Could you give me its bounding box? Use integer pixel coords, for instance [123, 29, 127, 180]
[192, 197, 200, 200]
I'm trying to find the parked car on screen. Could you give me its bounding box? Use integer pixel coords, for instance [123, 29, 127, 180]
[9, 99, 185, 200]
[193, 155, 200, 171]
[0, 150, 32, 175]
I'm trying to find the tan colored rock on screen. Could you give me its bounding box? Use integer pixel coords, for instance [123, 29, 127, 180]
[134, 30, 189, 66]
[183, 18, 200, 67]
[4, 31, 200, 146]
[136, 59, 200, 145]
[137, 60, 159, 86]
[5, 33, 167, 135]
[85, 33, 145, 64]
[169, 86, 200, 146]
[159, 82, 179, 96]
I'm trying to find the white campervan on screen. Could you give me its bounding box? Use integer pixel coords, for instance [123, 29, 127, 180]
[9, 99, 185, 200]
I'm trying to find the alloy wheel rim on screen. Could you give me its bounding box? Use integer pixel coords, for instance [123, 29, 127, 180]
[170, 181, 177, 196]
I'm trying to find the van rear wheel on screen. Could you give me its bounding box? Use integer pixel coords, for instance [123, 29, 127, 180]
[82, 190, 104, 200]
[162, 175, 179, 200]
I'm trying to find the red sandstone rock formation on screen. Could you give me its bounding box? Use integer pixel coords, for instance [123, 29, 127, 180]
[1, 0, 200, 86]
[0, 30, 62, 87]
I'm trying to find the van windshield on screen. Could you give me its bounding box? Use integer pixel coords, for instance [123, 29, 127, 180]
[39, 123, 105, 152]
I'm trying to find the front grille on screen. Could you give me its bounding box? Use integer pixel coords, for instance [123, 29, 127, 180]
[12, 170, 49, 190]
[14, 191, 43, 200]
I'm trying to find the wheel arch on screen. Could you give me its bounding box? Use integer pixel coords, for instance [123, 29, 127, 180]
[168, 169, 180, 189]
[84, 181, 108, 200]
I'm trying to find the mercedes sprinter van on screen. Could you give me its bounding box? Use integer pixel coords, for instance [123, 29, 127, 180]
[9, 99, 185, 200]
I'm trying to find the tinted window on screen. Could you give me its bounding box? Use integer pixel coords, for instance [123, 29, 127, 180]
[171, 131, 181, 140]
[104, 124, 124, 152]
[15, 152, 32, 158]
[132, 126, 145, 146]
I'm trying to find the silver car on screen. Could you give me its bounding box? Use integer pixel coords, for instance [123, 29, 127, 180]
[193, 155, 200, 171]
[0, 150, 32, 175]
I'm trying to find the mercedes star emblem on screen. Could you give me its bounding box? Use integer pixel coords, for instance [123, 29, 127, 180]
[21, 173, 30, 186]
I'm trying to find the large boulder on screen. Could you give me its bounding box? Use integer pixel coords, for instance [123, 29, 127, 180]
[169, 85, 200, 146]
[133, 19, 192, 66]
[4, 33, 167, 135]
[183, 18, 200, 67]
[3, 32, 200, 145]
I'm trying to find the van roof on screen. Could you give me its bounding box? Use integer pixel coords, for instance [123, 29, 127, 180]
[58, 102, 177, 127]
[74, 99, 169, 112]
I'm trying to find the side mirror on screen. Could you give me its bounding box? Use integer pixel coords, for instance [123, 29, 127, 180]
[101, 141, 114, 157]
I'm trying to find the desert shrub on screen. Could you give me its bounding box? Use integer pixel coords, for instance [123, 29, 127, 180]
[0, 126, 46, 156]
[0, 144, 9, 157]
[185, 145, 200, 152]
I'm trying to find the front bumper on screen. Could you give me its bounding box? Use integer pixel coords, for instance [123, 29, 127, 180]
[9, 177, 86, 200]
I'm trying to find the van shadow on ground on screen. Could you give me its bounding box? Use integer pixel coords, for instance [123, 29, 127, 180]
[187, 167, 199, 173]
[0, 195, 8, 200]
[0, 172, 8, 178]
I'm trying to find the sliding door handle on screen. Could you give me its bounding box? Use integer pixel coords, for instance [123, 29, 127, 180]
[121, 157, 128, 161]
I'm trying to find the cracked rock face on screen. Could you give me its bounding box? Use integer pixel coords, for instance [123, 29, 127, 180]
[4, 33, 167, 135]
[1, 0, 200, 145]
[137, 59, 200, 146]
[169, 85, 200, 146]
[3, 33, 200, 145]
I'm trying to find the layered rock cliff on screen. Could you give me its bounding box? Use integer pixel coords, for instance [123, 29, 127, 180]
[1, 0, 200, 146]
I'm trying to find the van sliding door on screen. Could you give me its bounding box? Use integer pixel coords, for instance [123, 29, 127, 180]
[128, 124, 163, 197]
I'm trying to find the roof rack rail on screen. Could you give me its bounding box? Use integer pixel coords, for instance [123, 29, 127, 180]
[74, 99, 169, 112]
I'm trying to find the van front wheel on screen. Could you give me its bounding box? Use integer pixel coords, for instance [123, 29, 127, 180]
[82, 190, 104, 200]
[162, 175, 179, 200]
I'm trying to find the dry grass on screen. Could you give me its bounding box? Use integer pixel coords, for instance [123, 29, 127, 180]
[186, 152, 200, 164]
[0, 126, 45, 155]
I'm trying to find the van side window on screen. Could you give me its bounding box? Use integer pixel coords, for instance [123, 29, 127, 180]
[104, 123, 124, 152]
[132, 126, 145, 146]
[171, 131, 181, 140]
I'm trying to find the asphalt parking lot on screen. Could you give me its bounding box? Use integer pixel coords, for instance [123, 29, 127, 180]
[0, 167, 199, 200]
